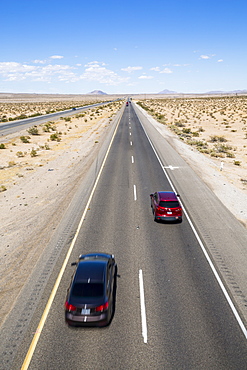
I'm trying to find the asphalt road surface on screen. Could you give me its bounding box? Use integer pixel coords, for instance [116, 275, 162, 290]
[0, 101, 113, 136]
[2, 103, 247, 369]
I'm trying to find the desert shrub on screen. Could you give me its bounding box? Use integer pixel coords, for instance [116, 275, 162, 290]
[0, 185, 7, 192]
[234, 160, 241, 166]
[209, 135, 227, 143]
[50, 133, 61, 141]
[27, 126, 39, 135]
[210, 152, 224, 158]
[43, 123, 53, 132]
[20, 136, 30, 143]
[64, 117, 71, 122]
[182, 128, 191, 134]
[44, 143, 50, 150]
[214, 144, 232, 153]
[30, 148, 38, 157]
[226, 152, 235, 158]
[0, 143, 6, 149]
[16, 114, 27, 120]
[16, 151, 24, 157]
[8, 161, 16, 167]
[174, 121, 185, 127]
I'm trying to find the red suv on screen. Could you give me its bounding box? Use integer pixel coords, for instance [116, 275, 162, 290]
[150, 191, 182, 222]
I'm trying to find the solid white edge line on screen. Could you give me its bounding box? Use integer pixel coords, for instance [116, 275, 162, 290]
[21, 112, 123, 370]
[136, 107, 247, 340]
[133, 184, 137, 201]
[139, 269, 148, 343]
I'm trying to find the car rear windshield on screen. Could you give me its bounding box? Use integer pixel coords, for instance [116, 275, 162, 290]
[71, 283, 104, 298]
[159, 201, 180, 208]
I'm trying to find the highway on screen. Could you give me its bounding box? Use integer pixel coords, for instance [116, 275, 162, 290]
[1, 103, 247, 369]
[0, 101, 113, 136]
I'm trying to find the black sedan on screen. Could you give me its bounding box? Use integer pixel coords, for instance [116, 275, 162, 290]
[65, 253, 117, 327]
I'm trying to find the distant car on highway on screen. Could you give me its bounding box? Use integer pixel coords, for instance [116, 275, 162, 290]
[65, 253, 117, 327]
[72, 107, 76, 110]
[126, 101, 129, 106]
[150, 191, 182, 222]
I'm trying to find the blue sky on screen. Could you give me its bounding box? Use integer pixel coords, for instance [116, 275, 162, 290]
[0, 0, 246, 94]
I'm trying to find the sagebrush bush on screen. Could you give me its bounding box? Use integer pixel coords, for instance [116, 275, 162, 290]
[50, 133, 61, 141]
[30, 148, 38, 157]
[27, 126, 39, 135]
[20, 136, 30, 143]
[16, 151, 24, 157]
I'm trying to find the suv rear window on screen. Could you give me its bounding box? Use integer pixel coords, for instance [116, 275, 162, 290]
[72, 283, 104, 298]
[159, 201, 179, 208]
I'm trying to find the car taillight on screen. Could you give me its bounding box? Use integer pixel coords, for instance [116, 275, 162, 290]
[65, 301, 76, 311]
[95, 301, 109, 312]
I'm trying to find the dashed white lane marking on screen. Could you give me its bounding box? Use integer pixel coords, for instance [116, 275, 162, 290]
[133, 185, 137, 201]
[132, 156, 134, 163]
[130, 141, 132, 146]
[139, 269, 148, 343]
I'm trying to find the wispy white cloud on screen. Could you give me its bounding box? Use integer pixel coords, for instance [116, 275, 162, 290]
[50, 55, 64, 59]
[121, 66, 143, 73]
[0, 60, 130, 86]
[81, 61, 129, 85]
[138, 75, 153, 79]
[33, 59, 47, 64]
[218, 59, 223, 62]
[0, 61, 77, 82]
[160, 67, 172, 74]
[151, 66, 173, 73]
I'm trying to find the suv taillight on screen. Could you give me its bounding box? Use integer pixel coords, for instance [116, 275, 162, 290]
[95, 302, 109, 312]
[65, 301, 76, 311]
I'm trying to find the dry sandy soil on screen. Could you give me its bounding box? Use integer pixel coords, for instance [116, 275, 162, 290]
[137, 96, 247, 194]
[0, 94, 246, 328]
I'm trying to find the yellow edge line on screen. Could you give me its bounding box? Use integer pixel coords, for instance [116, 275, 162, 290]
[21, 113, 122, 370]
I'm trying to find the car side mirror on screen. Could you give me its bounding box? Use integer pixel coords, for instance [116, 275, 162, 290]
[177, 193, 180, 197]
[71, 262, 77, 266]
[150, 193, 153, 197]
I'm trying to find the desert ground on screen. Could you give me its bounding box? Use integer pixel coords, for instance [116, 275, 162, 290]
[0, 94, 246, 327]
[137, 96, 247, 194]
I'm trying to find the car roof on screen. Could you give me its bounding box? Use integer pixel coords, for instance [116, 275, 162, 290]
[78, 252, 113, 261]
[75, 260, 107, 283]
[158, 191, 178, 201]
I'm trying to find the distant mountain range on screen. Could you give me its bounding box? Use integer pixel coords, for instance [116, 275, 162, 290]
[158, 89, 247, 95]
[88, 90, 107, 95]
[206, 89, 247, 94]
[158, 89, 178, 94]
